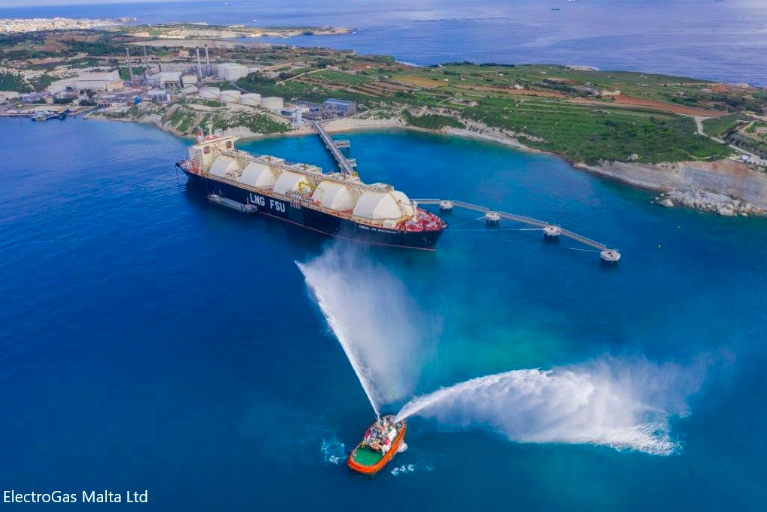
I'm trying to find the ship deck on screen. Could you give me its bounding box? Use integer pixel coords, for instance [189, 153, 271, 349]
[351, 446, 384, 466]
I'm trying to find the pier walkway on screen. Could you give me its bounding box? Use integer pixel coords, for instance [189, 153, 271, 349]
[414, 199, 616, 253]
[312, 120, 355, 177]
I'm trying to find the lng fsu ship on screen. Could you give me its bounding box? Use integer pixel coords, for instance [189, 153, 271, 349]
[177, 135, 446, 250]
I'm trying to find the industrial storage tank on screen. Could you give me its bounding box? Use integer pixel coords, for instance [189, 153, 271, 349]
[238, 162, 277, 189]
[219, 90, 241, 104]
[216, 63, 249, 81]
[311, 181, 356, 211]
[239, 93, 261, 106]
[199, 87, 221, 99]
[352, 190, 415, 221]
[260, 96, 284, 111]
[208, 156, 241, 180]
[273, 171, 310, 196]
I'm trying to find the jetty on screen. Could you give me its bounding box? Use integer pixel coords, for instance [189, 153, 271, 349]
[309, 122, 620, 262]
[415, 199, 620, 261]
[312, 120, 355, 176]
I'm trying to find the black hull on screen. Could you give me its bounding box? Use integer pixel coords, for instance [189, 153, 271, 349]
[182, 170, 444, 251]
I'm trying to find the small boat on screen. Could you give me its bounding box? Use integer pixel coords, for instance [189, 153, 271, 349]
[207, 193, 257, 213]
[348, 415, 406, 475]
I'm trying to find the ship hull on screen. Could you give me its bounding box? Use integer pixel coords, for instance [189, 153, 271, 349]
[183, 169, 443, 251]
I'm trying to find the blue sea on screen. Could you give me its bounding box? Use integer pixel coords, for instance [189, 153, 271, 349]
[3, 0, 767, 509]
[2, 117, 767, 509]
[1, 0, 767, 85]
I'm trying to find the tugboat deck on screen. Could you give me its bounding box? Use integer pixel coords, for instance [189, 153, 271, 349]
[352, 446, 383, 466]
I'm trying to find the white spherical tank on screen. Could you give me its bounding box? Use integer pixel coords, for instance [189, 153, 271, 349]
[219, 90, 241, 103]
[260, 96, 284, 111]
[199, 87, 221, 99]
[239, 93, 261, 106]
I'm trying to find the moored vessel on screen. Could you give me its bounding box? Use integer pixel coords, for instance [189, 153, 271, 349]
[177, 134, 446, 250]
[347, 415, 406, 475]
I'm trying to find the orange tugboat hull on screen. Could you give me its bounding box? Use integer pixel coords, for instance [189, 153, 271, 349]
[348, 420, 407, 476]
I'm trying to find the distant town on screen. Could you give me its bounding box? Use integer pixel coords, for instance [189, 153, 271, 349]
[0, 17, 134, 33]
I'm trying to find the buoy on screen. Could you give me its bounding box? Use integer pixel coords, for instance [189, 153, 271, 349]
[439, 200, 454, 212]
[600, 249, 621, 263]
[485, 212, 501, 224]
[543, 225, 562, 238]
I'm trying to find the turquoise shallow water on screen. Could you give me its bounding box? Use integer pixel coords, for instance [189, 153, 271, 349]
[1, 117, 767, 509]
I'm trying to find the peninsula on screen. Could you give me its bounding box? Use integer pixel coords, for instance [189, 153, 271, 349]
[1, 24, 766, 215]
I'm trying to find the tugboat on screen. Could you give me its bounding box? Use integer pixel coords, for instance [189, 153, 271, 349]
[348, 415, 407, 476]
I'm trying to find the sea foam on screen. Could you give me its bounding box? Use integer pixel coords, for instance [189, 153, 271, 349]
[298, 244, 434, 415]
[396, 356, 708, 455]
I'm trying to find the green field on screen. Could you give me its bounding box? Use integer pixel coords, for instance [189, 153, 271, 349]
[0, 71, 31, 93]
[702, 114, 755, 138]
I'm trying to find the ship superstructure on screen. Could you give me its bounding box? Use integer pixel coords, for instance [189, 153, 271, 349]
[177, 135, 446, 250]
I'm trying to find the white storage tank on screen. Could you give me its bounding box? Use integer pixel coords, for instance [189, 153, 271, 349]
[216, 63, 250, 81]
[239, 93, 261, 106]
[353, 190, 415, 221]
[208, 156, 241, 180]
[238, 162, 277, 189]
[260, 96, 284, 111]
[219, 90, 241, 103]
[311, 181, 356, 211]
[199, 87, 221, 99]
[273, 171, 310, 196]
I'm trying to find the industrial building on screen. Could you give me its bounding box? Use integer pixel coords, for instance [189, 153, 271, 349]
[280, 107, 303, 126]
[158, 71, 182, 88]
[75, 71, 124, 92]
[323, 98, 356, 115]
[181, 74, 198, 86]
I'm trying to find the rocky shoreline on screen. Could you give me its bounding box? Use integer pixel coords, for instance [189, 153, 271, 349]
[654, 190, 763, 217]
[576, 159, 767, 217]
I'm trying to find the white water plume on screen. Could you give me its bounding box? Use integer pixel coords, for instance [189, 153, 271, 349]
[396, 356, 708, 455]
[298, 244, 435, 416]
